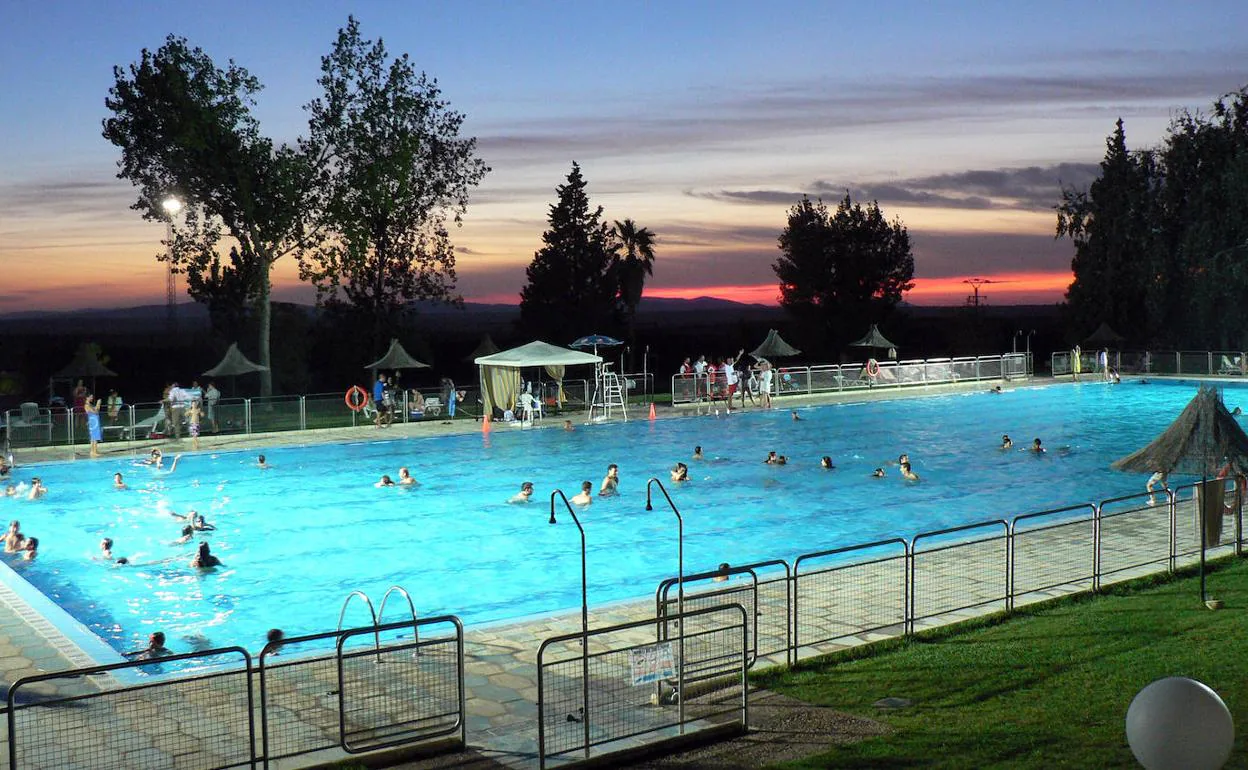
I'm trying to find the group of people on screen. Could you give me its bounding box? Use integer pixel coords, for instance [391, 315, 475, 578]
[370, 373, 465, 428]
[678, 351, 775, 411]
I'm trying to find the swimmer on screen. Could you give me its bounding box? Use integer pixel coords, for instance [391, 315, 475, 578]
[100, 538, 115, 560]
[3, 484, 16, 497]
[172, 525, 196, 545]
[791, 410, 802, 421]
[191, 541, 221, 569]
[113, 472, 127, 489]
[872, 468, 886, 478]
[599, 464, 619, 496]
[693, 446, 704, 461]
[4, 521, 24, 552]
[763, 451, 778, 464]
[142, 448, 163, 466]
[671, 462, 689, 482]
[509, 481, 535, 504]
[376, 474, 396, 488]
[990, 385, 1003, 394]
[896, 454, 909, 466]
[257, 455, 269, 469]
[1001, 434, 1013, 450]
[397, 467, 417, 486]
[820, 456, 835, 469]
[776, 455, 789, 466]
[22, 537, 38, 561]
[263, 628, 286, 656]
[563, 420, 575, 432]
[900, 462, 920, 481]
[712, 562, 731, 583]
[124, 631, 171, 660]
[1234, 407, 1244, 416]
[570, 481, 593, 506]
[190, 512, 215, 531]
[1031, 438, 1046, 454]
[28, 477, 46, 500]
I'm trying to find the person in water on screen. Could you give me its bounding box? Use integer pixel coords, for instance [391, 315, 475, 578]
[397, 467, 417, 486]
[28, 477, 47, 500]
[22, 537, 38, 561]
[4, 521, 25, 553]
[375, 475, 396, 487]
[509, 481, 535, 504]
[113, 472, 127, 489]
[599, 464, 619, 496]
[1001, 434, 1013, 450]
[570, 481, 593, 506]
[172, 525, 196, 545]
[989, 385, 1003, 394]
[820, 456, 835, 469]
[257, 455, 269, 469]
[776, 455, 789, 465]
[191, 541, 221, 568]
[693, 446, 704, 461]
[124, 631, 171, 660]
[1031, 438, 1046, 454]
[791, 410, 802, 421]
[262, 628, 286, 656]
[900, 462, 920, 481]
[143, 449, 163, 467]
[764, 451, 779, 464]
[563, 420, 575, 432]
[872, 468, 886, 478]
[671, 463, 689, 482]
[713, 562, 731, 582]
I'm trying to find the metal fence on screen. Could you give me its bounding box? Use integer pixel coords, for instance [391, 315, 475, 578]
[671, 353, 1031, 405]
[536, 604, 748, 769]
[1051, 349, 1248, 378]
[5, 616, 464, 770]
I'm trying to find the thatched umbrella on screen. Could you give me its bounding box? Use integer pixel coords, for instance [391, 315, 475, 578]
[1113, 385, 1248, 603]
[750, 329, 801, 359]
[364, 338, 430, 371]
[203, 342, 269, 396]
[464, 334, 500, 363]
[1083, 321, 1124, 348]
[849, 324, 897, 359]
[54, 343, 118, 395]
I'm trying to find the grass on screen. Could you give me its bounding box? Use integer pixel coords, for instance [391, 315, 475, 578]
[756, 557, 1248, 768]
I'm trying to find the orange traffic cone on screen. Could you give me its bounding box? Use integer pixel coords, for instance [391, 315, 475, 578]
[482, 414, 492, 433]
[648, 402, 657, 420]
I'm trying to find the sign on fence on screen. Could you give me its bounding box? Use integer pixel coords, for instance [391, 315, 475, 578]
[629, 642, 675, 685]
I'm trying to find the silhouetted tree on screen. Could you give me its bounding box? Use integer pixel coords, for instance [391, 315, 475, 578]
[611, 218, 657, 346]
[300, 17, 489, 352]
[520, 163, 619, 339]
[773, 194, 914, 352]
[104, 36, 314, 396]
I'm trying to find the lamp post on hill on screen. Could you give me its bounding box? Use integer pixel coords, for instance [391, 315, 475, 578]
[162, 196, 183, 334]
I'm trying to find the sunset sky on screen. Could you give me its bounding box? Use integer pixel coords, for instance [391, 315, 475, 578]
[3, 1, 1246, 312]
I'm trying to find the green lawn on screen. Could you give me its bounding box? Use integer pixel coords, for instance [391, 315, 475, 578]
[757, 558, 1248, 768]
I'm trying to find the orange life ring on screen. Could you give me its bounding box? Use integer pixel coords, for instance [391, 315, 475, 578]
[866, 359, 880, 378]
[345, 385, 368, 412]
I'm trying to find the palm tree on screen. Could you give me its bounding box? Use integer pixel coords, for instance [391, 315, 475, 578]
[612, 219, 657, 349]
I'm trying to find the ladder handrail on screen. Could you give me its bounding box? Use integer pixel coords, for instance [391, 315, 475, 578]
[337, 590, 382, 660]
[378, 585, 420, 648]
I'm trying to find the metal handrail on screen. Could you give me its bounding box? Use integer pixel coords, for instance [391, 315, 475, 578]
[378, 585, 420, 650]
[548, 488, 590, 761]
[645, 477, 686, 710]
[336, 590, 382, 662]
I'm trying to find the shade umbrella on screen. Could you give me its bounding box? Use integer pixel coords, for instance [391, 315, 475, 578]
[363, 338, 430, 371]
[203, 342, 269, 397]
[570, 334, 624, 396]
[750, 329, 801, 359]
[1083, 322, 1125, 348]
[55, 343, 118, 395]
[1113, 385, 1248, 603]
[464, 334, 500, 363]
[850, 324, 898, 356]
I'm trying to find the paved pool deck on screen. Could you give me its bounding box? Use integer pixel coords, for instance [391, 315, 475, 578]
[9, 374, 1205, 768]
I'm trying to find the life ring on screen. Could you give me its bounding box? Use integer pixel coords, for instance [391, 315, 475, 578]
[866, 359, 880, 378]
[345, 385, 368, 412]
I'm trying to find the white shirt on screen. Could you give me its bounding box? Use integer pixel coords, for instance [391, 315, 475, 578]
[723, 363, 737, 385]
[693, 360, 706, 374]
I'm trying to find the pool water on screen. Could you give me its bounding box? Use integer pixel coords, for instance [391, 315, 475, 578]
[2, 379, 1244, 658]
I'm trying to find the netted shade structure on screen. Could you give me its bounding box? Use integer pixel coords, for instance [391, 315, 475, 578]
[750, 329, 801, 359]
[850, 324, 897, 352]
[1112, 386, 1248, 477]
[364, 338, 429, 371]
[464, 334, 500, 362]
[1083, 322, 1125, 348]
[203, 343, 268, 377]
[55, 344, 118, 379]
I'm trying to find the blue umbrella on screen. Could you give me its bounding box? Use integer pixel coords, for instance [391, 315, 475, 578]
[569, 334, 623, 359]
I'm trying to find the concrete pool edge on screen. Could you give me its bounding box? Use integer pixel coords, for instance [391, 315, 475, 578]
[0, 558, 124, 672]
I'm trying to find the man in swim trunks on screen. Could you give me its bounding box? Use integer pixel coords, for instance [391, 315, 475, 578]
[570, 481, 593, 506]
[509, 482, 534, 503]
[1001, 434, 1013, 450]
[398, 467, 417, 485]
[191, 541, 222, 568]
[124, 632, 171, 660]
[599, 464, 619, 496]
[671, 463, 689, 482]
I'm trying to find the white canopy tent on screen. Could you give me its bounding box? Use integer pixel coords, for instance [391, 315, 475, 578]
[475, 341, 602, 416]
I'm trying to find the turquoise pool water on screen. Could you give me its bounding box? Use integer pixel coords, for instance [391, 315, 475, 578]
[2, 379, 1244, 659]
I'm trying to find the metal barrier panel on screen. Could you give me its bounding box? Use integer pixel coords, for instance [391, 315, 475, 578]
[1212, 350, 1247, 376]
[656, 560, 790, 668]
[981, 356, 1006, 379]
[808, 365, 842, 393]
[537, 605, 748, 768]
[336, 617, 464, 754]
[776, 367, 810, 395]
[911, 521, 1009, 627]
[1010, 505, 1096, 607]
[671, 373, 700, 404]
[947, 358, 975, 381]
[1097, 492, 1172, 585]
[1177, 351, 1209, 375]
[1052, 351, 1071, 376]
[6, 648, 255, 770]
[893, 361, 925, 385]
[304, 393, 361, 429]
[259, 617, 463, 764]
[793, 539, 907, 658]
[247, 396, 303, 434]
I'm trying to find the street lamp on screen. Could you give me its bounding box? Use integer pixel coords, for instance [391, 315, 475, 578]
[646, 478, 685, 729]
[1013, 330, 1022, 354]
[549, 490, 590, 760]
[161, 196, 183, 333]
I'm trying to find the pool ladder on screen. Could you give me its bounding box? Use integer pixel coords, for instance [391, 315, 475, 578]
[336, 586, 420, 660]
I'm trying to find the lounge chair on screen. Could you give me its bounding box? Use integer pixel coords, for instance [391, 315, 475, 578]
[1218, 355, 1243, 376]
[423, 396, 443, 417]
[518, 392, 543, 422]
[8, 402, 53, 442]
[125, 406, 167, 440]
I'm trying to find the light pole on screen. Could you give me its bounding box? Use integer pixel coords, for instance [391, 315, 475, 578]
[645, 478, 685, 728]
[161, 196, 183, 333]
[1013, 330, 1022, 354]
[1026, 330, 1036, 374]
[549, 491, 590, 759]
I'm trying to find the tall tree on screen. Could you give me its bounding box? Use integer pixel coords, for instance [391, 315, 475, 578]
[301, 17, 489, 350]
[773, 194, 914, 351]
[520, 163, 619, 339]
[611, 218, 657, 344]
[103, 36, 311, 396]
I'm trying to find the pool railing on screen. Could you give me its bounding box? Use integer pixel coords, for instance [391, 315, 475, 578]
[1051, 349, 1248, 377]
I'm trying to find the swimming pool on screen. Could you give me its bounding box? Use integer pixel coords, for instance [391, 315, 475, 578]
[2, 379, 1243, 659]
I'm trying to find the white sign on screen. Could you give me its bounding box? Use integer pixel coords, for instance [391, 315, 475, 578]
[629, 642, 675, 686]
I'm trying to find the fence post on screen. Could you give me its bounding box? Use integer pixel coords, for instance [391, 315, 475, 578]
[1168, 490, 1177, 573]
[66, 407, 74, 446]
[1092, 503, 1102, 592]
[1175, 351, 1180, 374]
[1006, 524, 1014, 612]
[904, 544, 914, 636]
[805, 367, 812, 395]
[299, 396, 307, 431]
[1208, 351, 1214, 375]
[245, 399, 252, 435]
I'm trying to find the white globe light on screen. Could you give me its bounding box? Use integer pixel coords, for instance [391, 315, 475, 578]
[1126, 677, 1234, 770]
[162, 196, 183, 215]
